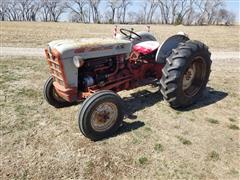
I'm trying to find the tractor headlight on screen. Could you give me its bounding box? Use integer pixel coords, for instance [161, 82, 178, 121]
[73, 56, 84, 68]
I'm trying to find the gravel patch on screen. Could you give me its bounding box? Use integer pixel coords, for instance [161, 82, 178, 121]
[1, 47, 239, 59]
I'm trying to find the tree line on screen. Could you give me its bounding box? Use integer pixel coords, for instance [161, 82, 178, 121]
[0, 0, 236, 25]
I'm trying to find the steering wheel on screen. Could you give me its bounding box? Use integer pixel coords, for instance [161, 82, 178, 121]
[120, 28, 142, 40]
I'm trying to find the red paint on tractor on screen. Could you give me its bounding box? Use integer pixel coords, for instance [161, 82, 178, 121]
[133, 41, 160, 55]
[45, 48, 164, 103]
[74, 45, 114, 53]
[53, 82, 78, 101]
[75, 53, 163, 101]
[45, 48, 78, 101]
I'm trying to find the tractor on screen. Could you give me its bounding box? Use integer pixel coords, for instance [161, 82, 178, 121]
[43, 28, 212, 141]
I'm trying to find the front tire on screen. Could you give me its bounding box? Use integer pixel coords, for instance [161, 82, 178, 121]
[78, 90, 124, 141]
[160, 40, 212, 108]
[43, 76, 72, 108]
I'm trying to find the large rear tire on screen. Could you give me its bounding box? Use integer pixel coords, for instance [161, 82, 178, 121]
[160, 40, 212, 108]
[78, 90, 124, 141]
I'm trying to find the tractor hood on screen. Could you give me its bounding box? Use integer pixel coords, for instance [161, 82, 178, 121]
[48, 38, 132, 59]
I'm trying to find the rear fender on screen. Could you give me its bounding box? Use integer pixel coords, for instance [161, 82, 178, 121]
[155, 33, 189, 64]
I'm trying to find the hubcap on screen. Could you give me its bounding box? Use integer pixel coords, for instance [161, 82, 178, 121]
[90, 102, 118, 132]
[182, 57, 207, 97]
[182, 64, 196, 90]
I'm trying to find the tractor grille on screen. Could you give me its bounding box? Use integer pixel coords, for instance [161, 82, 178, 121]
[45, 49, 66, 87]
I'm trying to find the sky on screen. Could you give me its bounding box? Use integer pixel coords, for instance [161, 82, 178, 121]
[225, 0, 240, 22]
[62, 0, 240, 23]
[129, 0, 240, 22]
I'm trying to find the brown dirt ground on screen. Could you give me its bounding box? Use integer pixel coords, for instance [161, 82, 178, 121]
[0, 55, 239, 179]
[1, 22, 240, 51]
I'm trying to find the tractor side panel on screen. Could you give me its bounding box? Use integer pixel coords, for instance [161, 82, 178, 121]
[62, 58, 78, 87]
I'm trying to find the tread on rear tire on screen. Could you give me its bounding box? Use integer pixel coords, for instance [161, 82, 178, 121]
[160, 40, 212, 108]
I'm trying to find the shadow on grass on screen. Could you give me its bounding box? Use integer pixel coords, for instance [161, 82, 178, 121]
[178, 87, 228, 111]
[58, 87, 227, 112]
[55, 87, 227, 140]
[118, 121, 145, 134]
[120, 86, 228, 115]
[100, 121, 145, 141]
[108, 89, 162, 139]
[122, 89, 163, 117]
[93, 87, 227, 140]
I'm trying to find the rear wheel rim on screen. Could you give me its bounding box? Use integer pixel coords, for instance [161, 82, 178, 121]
[90, 102, 118, 132]
[182, 56, 206, 97]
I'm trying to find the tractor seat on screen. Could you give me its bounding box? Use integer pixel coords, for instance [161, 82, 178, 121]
[133, 41, 160, 55]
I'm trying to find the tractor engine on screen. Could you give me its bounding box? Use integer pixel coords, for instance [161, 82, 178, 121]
[77, 51, 164, 96]
[78, 55, 126, 91]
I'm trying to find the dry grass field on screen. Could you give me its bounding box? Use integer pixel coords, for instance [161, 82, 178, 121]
[0, 55, 239, 179]
[1, 22, 240, 179]
[1, 22, 240, 51]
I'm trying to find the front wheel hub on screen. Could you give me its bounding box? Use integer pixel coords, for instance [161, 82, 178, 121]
[90, 102, 118, 132]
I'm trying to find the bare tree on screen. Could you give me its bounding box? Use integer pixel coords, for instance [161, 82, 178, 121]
[217, 8, 235, 25]
[1, 0, 235, 25]
[120, 0, 131, 23]
[30, 2, 41, 21]
[116, 0, 131, 24]
[128, 11, 139, 24]
[224, 11, 235, 25]
[4, 0, 20, 21]
[66, 0, 88, 23]
[174, 0, 189, 24]
[102, 10, 111, 23]
[195, 0, 224, 25]
[169, 0, 178, 24]
[39, 0, 66, 22]
[183, 0, 196, 25]
[142, 2, 148, 24]
[17, 0, 40, 21]
[146, 0, 158, 23]
[107, 0, 121, 23]
[158, 0, 171, 24]
[135, 2, 148, 24]
[18, 0, 32, 21]
[0, 0, 9, 21]
[88, 0, 101, 23]
[116, 6, 122, 23]
[48, 0, 66, 22]
[206, 0, 223, 24]
[40, 0, 50, 21]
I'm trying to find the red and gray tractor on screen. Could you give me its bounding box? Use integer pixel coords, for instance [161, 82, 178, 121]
[44, 28, 211, 140]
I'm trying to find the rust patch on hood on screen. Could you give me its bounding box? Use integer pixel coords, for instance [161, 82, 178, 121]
[74, 45, 114, 53]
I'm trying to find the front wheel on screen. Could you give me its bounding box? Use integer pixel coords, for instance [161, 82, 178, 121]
[160, 40, 212, 108]
[78, 90, 124, 141]
[43, 76, 72, 108]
